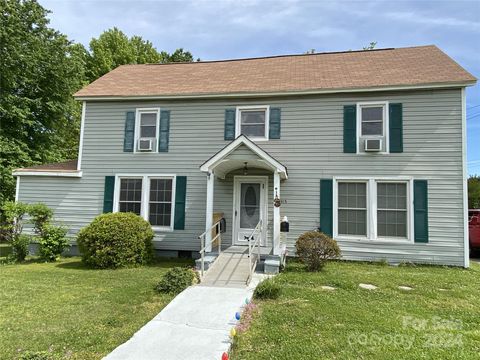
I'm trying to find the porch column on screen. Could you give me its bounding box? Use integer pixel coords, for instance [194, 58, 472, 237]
[205, 171, 214, 252]
[273, 170, 281, 255]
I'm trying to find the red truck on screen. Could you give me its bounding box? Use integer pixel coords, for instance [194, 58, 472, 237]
[469, 210, 480, 252]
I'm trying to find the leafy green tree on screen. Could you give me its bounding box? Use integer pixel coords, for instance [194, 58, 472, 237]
[469, 176, 480, 208]
[160, 48, 196, 63]
[86, 28, 197, 82]
[0, 0, 87, 206]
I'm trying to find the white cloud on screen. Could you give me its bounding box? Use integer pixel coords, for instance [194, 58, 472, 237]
[385, 11, 480, 31]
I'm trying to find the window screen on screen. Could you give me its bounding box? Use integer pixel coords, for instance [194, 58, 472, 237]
[240, 109, 266, 138]
[140, 112, 157, 138]
[338, 182, 367, 236]
[361, 106, 384, 136]
[377, 182, 407, 238]
[119, 178, 143, 215]
[149, 178, 173, 227]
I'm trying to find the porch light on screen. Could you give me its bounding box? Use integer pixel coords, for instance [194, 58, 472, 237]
[243, 162, 248, 175]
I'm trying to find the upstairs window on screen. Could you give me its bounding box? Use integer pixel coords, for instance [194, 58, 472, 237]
[361, 105, 385, 136]
[236, 106, 269, 141]
[136, 109, 159, 152]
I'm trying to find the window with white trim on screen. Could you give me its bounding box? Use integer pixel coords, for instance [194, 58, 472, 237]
[377, 182, 407, 238]
[236, 106, 269, 140]
[335, 178, 411, 241]
[357, 102, 388, 153]
[338, 182, 367, 236]
[119, 178, 143, 215]
[116, 175, 175, 231]
[136, 109, 159, 152]
[149, 178, 173, 227]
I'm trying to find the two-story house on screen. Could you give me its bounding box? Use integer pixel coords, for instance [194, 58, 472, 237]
[14, 45, 476, 268]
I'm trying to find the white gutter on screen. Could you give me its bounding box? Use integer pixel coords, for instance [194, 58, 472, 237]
[13, 171, 83, 178]
[74, 82, 476, 101]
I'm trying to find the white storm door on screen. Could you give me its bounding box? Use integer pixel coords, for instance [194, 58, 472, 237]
[233, 177, 267, 246]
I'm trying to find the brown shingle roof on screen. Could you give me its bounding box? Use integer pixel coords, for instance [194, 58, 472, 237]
[15, 160, 78, 172]
[74, 45, 475, 99]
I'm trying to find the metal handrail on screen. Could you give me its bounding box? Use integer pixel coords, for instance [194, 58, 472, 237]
[247, 219, 262, 284]
[198, 219, 222, 277]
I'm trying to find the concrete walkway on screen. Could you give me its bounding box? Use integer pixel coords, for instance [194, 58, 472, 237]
[104, 276, 265, 360]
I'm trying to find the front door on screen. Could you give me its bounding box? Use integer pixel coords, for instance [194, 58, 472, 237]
[233, 176, 267, 246]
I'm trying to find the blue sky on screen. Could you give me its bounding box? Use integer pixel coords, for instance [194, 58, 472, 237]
[41, 0, 480, 174]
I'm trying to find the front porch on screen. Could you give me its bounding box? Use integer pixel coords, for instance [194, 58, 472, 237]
[196, 136, 288, 285]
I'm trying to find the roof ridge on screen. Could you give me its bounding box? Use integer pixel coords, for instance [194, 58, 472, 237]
[119, 45, 436, 67]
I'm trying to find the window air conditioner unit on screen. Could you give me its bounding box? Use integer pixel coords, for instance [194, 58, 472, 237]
[364, 139, 382, 152]
[138, 138, 153, 151]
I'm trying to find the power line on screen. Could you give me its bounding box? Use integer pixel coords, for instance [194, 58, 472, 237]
[467, 104, 480, 110]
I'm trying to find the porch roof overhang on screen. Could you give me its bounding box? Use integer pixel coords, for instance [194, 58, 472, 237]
[200, 135, 288, 180]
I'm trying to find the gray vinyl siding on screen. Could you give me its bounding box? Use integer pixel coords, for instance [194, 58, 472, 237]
[17, 88, 465, 265]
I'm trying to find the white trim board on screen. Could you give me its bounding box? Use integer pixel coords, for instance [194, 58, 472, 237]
[461, 88, 469, 268]
[200, 135, 288, 179]
[74, 82, 475, 101]
[77, 101, 86, 170]
[15, 176, 20, 202]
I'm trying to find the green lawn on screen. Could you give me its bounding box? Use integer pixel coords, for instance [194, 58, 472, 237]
[0, 257, 192, 360]
[232, 260, 480, 360]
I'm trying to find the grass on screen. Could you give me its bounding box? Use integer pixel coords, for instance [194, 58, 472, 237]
[232, 260, 480, 360]
[0, 257, 193, 360]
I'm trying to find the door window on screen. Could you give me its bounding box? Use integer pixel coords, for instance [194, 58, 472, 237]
[240, 183, 260, 228]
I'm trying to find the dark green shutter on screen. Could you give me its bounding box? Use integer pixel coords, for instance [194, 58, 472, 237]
[389, 103, 403, 153]
[224, 109, 236, 140]
[343, 105, 356, 153]
[103, 176, 115, 213]
[159, 110, 170, 152]
[174, 176, 187, 230]
[414, 180, 428, 243]
[124, 111, 135, 152]
[320, 179, 333, 236]
[269, 108, 281, 139]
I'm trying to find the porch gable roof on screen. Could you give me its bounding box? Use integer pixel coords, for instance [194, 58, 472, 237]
[200, 135, 288, 180]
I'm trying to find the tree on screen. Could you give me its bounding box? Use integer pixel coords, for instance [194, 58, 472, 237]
[469, 176, 480, 209]
[363, 41, 377, 50]
[86, 28, 197, 82]
[0, 0, 87, 206]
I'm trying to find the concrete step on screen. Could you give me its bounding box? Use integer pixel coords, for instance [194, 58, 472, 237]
[195, 253, 218, 271]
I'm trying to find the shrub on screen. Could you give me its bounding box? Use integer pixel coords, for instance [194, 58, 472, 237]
[29, 203, 53, 235]
[295, 230, 341, 271]
[77, 212, 154, 268]
[1, 201, 30, 243]
[10, 234, 30, 262]
[155, 267, 199, 294]
[39, 224, 69, 262]
[20, 351, 60, 360]
[253, 278, 282, 300]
